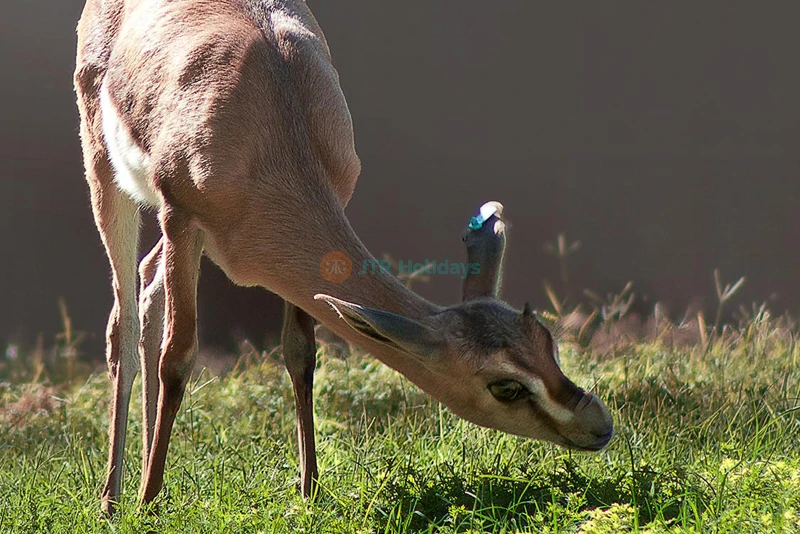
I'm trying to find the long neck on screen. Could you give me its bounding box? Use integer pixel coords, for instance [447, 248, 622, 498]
[244, 183, 450, 399]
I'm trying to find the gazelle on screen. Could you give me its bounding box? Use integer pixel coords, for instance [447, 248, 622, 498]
[75, 0, 613, 515]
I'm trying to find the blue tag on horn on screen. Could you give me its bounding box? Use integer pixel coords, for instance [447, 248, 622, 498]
[467, 202, 501, 231]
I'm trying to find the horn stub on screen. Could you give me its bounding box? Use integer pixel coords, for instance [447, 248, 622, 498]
[462, 201, 507, 301]
[523, 302, 533, 317]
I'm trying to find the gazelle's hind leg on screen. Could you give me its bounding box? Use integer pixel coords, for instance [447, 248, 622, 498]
[85, 170, 141, 516]
[138, 238, 164, 479]
[282, 303, 318, 498]
[139, 209, 204, 505]
[76, 52, 142, 514]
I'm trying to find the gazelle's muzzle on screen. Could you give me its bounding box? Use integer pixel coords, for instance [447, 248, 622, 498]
[563, 391, 614, 450]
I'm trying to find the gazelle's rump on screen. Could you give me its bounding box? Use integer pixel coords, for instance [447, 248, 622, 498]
[99, 82, 159, 208]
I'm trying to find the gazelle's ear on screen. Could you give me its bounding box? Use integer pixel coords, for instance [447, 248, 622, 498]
[314, 294, 444, 360]
[462, 201, 507, 301]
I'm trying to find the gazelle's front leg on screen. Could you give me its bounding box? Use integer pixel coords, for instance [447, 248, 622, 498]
[139, 210, 204, 505]
[282, 303, 319, 498]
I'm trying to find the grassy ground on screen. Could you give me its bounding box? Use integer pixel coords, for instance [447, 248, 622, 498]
[1, 315, 799, 533]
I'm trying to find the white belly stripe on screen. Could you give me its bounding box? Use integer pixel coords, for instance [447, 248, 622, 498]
[100, 82, 161, 208]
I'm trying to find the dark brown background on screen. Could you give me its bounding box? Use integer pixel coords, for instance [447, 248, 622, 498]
[2, 1, 798, 356]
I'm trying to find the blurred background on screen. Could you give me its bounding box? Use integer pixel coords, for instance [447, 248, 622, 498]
[1, 1, 798, 358]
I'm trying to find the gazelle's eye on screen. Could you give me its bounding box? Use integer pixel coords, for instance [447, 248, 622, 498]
[488, 380, 529, 402]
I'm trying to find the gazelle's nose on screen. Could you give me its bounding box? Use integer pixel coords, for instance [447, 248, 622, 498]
[576, 392, 614, 448]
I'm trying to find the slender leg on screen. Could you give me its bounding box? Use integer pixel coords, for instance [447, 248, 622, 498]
[138, 238, 164, 478]
[139, 209, 203, 505]
[282, 302, 318, 498]
[76, 65, 142, 515]
[88, 182, 141, 516]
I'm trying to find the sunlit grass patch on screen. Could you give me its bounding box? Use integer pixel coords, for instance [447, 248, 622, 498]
[1, 311, 799, 533]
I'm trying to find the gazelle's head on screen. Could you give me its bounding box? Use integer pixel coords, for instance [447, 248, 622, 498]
[316, 202, 613, 451]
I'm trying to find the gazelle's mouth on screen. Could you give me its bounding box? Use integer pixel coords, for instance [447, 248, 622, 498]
[565, 430, 614, 452]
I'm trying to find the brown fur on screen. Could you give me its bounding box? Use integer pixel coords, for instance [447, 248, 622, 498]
[75, 0, 612, 514]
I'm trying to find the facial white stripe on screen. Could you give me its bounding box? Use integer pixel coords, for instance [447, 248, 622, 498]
[524, 377, 574, 423]
[487, 361, 575, 424]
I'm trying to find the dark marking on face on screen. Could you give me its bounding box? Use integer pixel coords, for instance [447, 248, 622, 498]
[443, 297, 583, 407]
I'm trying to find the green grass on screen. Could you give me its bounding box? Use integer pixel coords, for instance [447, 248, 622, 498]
[2, 316, 800, 533]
